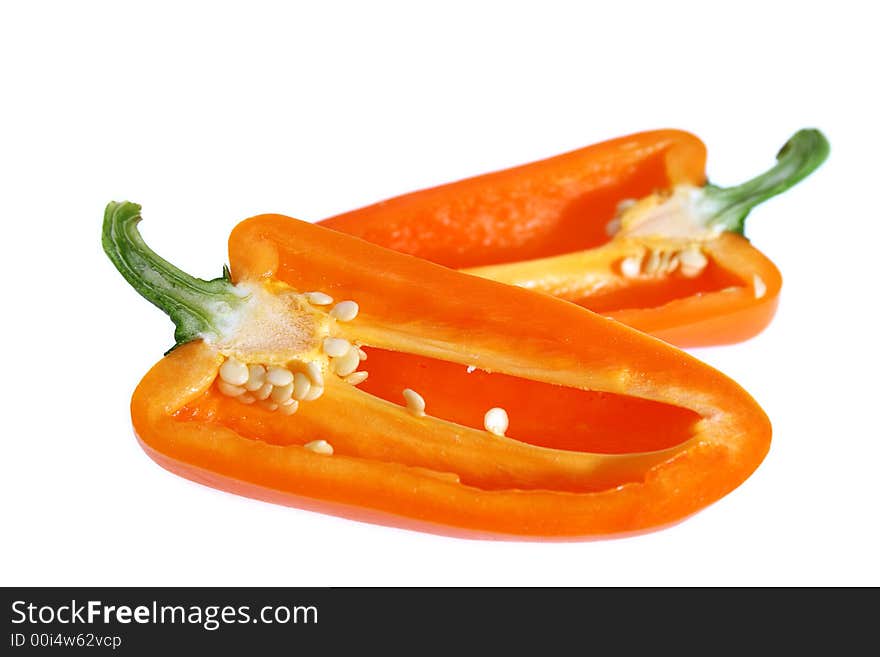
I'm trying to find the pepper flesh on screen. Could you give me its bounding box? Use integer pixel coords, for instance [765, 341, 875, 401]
[105, 202, 771, 539]
[320, 129, 828, 347]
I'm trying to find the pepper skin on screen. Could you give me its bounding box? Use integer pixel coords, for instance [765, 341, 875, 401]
[104, 202, 771, 539]
[320, 129, 828, 347]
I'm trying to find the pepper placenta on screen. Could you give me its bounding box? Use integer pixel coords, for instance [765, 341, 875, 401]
[320, 129, 829, 347]
[103, 201, 771, 538]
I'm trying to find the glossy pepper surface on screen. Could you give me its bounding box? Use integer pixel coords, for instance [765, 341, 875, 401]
[320, 129, 828, 347]
[103, 202, 771, 539]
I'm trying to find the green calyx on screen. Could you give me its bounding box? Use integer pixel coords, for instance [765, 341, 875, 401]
[702, 128, 830, 234]
[102, 201, 246, 350]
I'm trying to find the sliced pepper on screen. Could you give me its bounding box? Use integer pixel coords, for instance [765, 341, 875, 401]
[320, 129, 829, 347]
[103, 201, 771, 539]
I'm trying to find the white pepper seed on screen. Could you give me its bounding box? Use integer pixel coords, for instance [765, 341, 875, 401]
[306, 361, 324, 387]
[217, 381, 246, 397]
[305, 292, 333, 306]
[329, 300, 359, 322]
[345, 371, 369, 385]
[679, 248, 708, 278]
[244, 364, 266, 391]
[484, 407, 509, 437]
[304, 440, 333, 455]
[323, 337, 352, 357]
[753, 274, 767, 299]
[270, 382, 294, 403]
[403, 388, 426, 417]
[333, 348, 360, 377]
[254, 382, 273, 401]
[620, 255, 642, 278]
[219, 358, 249, 386]
[280, 399, 299, 415]
[266, 366, 294, 387]
[303, 385, 324, 401]
[293, 372, 312, 401]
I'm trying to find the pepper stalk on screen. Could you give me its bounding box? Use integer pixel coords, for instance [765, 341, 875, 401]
[102, 201, 248, 350]
[618, 129, 830, 240]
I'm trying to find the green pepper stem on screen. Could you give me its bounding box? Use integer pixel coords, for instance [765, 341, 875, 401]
[702, 128, 830, 234]
[102, 201, 245, 349]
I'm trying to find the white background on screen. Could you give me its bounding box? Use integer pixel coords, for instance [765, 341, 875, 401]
[2, 1, 877, 587]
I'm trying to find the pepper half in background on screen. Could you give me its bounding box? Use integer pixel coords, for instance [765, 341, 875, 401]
[320, 129, 829, 347]
[103, 202, 771, 539]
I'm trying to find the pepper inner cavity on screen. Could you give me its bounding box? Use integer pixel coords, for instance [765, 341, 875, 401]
[357, 348, 700, 454]
[586, 253, 741, 313]
[212, 341, 700, 454]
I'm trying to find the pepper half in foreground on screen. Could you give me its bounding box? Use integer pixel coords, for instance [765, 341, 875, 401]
[103, 202, 771, 539]
[321, 129, 829, 347]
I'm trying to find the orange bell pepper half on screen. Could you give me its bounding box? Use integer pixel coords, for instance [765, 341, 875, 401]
[103, 201, 771, 539]
[321, 129, 829, 347]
